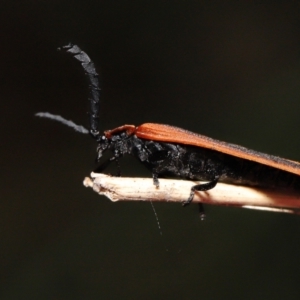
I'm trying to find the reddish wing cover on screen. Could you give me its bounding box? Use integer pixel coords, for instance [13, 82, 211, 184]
[135, 123, 300, 176]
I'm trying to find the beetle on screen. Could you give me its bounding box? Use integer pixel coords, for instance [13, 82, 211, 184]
[38, 44, 300, 208]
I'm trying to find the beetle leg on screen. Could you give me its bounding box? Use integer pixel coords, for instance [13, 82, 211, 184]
[151, 156, 174, 188]
[198, 203, 206, 220]
[94, 158, 112, 173]
[151, 158, 172, 187]
[107, 156, 121, 176]
[183, 179, 219, 206]
[115, 158, 121, 176]
[93, 156, 121, 175]
[152, 172, 159, 187]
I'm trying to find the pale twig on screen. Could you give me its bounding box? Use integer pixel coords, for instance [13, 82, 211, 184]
[83, 173, 300, 215]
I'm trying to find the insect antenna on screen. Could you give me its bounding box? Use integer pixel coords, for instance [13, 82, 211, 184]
[59, 44, 101, 140]
[35, 112, 89, 134]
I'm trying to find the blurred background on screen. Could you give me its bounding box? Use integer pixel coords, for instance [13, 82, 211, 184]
[2, 1, 300, 299]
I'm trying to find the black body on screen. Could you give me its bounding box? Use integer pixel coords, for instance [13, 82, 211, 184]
[96, 131, 300, 205]
[62, 44, 300, 207]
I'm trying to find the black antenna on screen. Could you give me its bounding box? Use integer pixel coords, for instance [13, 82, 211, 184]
[59, 44, 101, 139]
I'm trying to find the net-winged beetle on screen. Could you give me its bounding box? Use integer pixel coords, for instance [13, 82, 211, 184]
[39, 44, 300, 207]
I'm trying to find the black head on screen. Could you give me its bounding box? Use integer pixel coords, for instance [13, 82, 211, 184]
[58, 45, 146, 169]
[96, 129, 139, 161]
[57, 46, 151, 170]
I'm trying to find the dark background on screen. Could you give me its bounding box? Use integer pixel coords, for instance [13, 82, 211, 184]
[2, 1, 300, 299]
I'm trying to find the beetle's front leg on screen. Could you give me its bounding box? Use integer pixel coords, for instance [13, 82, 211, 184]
[94, 156, 121, 176]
